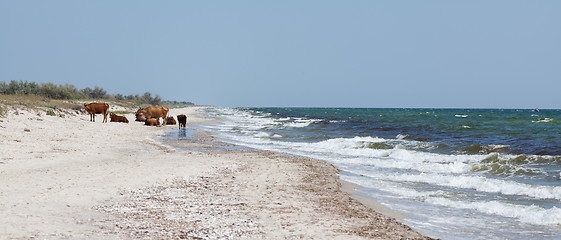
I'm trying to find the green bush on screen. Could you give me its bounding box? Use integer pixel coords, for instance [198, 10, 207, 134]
[0, 80, 84, 99]
[46, 109, 56, 116]
[0, 80, 195, 106]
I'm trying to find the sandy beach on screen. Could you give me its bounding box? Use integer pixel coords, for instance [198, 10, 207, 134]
[0, 103, 430, 239]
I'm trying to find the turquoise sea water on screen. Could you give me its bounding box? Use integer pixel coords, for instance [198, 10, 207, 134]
[199, 108, 561, 239]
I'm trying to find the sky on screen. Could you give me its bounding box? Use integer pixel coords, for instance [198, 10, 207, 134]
[1, 1, 560, 108]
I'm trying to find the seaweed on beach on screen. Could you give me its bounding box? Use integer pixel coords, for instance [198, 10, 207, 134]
[96, 174, 264, 239]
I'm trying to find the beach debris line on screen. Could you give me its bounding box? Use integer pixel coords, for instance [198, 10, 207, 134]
[96, 176, 264, 239]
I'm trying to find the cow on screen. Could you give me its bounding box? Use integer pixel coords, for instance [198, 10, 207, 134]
[177, 114, 187, 129]
[135, 108, 147, 122]
[166, 116, 176, 125]
[136, 106, 169, 125]
[109, 113, 129, 123]
[84, 103, 109, 123]
[145, 118, 160, 126]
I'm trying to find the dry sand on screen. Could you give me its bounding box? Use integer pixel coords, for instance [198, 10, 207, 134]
[0, 103, 431, 239]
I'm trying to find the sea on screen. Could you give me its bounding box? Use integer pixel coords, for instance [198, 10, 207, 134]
[193, 107, 561, 239]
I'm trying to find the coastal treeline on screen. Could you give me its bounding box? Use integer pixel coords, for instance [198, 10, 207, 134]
[0, 80, 193, 106]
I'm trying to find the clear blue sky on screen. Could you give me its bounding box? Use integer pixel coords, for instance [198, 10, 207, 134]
[1, 1, 560, 108]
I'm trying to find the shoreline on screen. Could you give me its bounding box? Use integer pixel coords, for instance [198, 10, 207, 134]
[340, 180, 408, 221]
[0, 104, 431, 239]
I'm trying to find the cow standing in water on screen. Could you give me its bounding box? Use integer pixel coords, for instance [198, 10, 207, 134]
[84, 103, 109, 123]
[177, 114, 187, 129]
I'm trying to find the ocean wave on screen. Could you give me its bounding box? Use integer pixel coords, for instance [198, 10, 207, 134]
[396, 134, 411, 140]
[344, 175, 561, 226]
[375, 172, 561, 200]
[329, 120, 348, 123]
[211, 118, 554, 178]
[426, 198, 561, 225]
[210, 132, 475, 175]
[347, 176, 561, 226]
[532, 118, 554, 123]
[460, 144, 510, 154]
[285, 137, 479, 174]
[303, 137, 556, 176]
[218, 129, 560, 200]
[253, 132, 272, 138]
[283, 118, 322, 128]
[471, 154, 540, 176]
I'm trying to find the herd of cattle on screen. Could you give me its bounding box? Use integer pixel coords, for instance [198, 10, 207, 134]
[83, 102, 187, 129]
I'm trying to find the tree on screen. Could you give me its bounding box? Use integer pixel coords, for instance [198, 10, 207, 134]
[91, 87, 107, 99]
[114, 93, 124, 100]
[80, 87, 93, 98]
[150, 94, 162, 105]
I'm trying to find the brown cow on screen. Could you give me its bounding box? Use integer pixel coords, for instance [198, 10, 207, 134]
[136, 106, 169, 125]
[84, 103, 109, 123]
[166, 116, 176, 125]
[135, 108, 147, 122]
[109, 113, 129, 123]
[145, 118, 160, 126]
[177, 114, 187, 129]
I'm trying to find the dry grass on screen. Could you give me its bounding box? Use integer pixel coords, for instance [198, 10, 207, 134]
[0, 95, 141, 118]
[0, 95, 82, 111]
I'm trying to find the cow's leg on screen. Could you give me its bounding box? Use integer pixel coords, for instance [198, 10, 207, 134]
[103, 111, 108, 123]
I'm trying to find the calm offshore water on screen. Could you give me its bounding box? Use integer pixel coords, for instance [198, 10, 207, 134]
[199, 107, 561, 239]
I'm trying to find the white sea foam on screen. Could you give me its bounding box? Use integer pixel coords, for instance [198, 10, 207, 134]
[455, 115, 468, 118]
[396, 134, 410, 140]
[370, 172, 561, 200]
[533, 118, 554, 123]
[426, 198, 561, 225]
[218, 134, 477, 175]
[211, 124, 480, 174]
[254, 132, 270, 138]
[271, 134, 283, 138]
[284, 118, 320, 128]
[329, 120, 347, 123]
[345, 175, 561, 226]
[487, 144, 510, 150]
